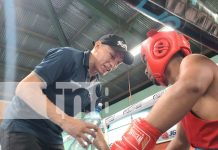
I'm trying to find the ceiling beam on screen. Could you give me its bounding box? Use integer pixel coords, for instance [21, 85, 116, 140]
[127, 12, 139, 23]
[0, 43, 43, 59]
[8, 2, 60, 45]
[43, 0, 69, 46]
[0, 62, 31, 73]
[103, 0, 110, 6]
[17, 27, 59, 45]
[14, 0, 50, 19]
[79, 0, 142, 36]
[70, 18, 95, 43]
[58, 0, 73, 16]
[58, 0, 143, 49]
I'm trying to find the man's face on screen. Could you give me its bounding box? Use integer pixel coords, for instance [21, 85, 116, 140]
[95, 42, 123, 75]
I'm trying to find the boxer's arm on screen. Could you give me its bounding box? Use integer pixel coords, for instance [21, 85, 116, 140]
[110, 55, 214, 150]
[166, 123, 190, 150]
[111, 55, 214, 150]
[145, 55, 214, 132]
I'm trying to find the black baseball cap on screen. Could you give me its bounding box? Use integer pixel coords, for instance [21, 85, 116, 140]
[94, 34, 134, 65]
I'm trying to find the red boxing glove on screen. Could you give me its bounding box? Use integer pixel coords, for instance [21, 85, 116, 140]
[111, 118, 161, 150]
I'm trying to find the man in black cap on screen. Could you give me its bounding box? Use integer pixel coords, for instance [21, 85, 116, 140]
[0, 34, 134, 150]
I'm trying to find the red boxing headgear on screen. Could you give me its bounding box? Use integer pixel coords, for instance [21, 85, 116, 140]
[141, 30, 191, 86]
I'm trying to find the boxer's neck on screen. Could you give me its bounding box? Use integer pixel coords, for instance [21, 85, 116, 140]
[165, 56, 183, 84]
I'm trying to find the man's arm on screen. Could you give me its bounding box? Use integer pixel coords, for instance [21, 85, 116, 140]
[16, 72, 98, 148]
[0, 100, 9, 123]
[166, 123, 190, 150]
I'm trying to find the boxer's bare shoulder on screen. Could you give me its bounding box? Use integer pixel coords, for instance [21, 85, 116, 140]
[181, 54, 218, 120]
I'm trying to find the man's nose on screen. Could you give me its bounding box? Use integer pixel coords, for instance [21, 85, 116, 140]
[110, 61, 118, 70]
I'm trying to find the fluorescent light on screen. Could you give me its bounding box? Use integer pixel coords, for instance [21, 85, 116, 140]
[130, 26, 174, 57]
[130, 44, 141, 56]
[160, 25, 175, 31]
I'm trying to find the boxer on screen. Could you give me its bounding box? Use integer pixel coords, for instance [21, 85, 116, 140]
[94, 30, 218, 150]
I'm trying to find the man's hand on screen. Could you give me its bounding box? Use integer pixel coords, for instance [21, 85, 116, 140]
[61, 115, 99, 148]
[93, 128, 110, 150]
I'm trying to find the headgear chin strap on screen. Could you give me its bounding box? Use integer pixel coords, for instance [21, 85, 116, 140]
[141, 30, 192, 86]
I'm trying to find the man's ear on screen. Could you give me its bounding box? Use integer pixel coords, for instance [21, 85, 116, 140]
[93, 41, 102, 52]
[94, 41, 101, 48]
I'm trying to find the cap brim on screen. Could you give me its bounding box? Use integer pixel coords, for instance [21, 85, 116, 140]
[111, 46, 134, 65]
[123, 51, 134, 65]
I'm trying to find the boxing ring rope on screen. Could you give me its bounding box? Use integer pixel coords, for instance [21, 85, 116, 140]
[101, 88, 178, 145]
[102, 89, 166, 126]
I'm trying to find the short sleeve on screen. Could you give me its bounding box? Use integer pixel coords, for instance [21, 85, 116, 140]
[34, 48, 75, 85]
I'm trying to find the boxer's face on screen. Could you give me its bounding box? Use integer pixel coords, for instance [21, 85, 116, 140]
[145, 63, 153, 81]
[144, 61, 159, 85]
[141, 55, 153, 81]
